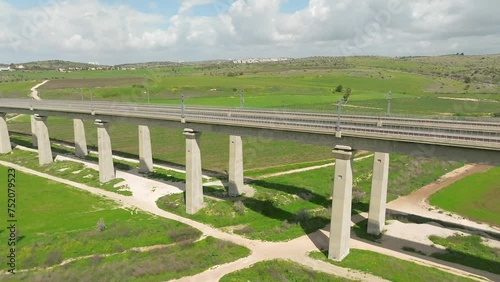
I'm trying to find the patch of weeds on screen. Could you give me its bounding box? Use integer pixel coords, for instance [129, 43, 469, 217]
[234, 226, 255, 235]
[429, 234, 500, 274]
[295, 209, 311, 222]
[234, 201, 246, 215]
[402, 246, 427, 256]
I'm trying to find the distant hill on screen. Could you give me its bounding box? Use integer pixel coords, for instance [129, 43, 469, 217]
[11, 60, 109, 70]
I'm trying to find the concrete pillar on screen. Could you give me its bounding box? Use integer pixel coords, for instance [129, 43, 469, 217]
[138, 125, 154, 173]
[228, 135, 245, 196]
[30, 115, 38, 148]
[95, 120, 115, 183]
[73, 119, 88, 158]
[329, 145, 355, 261]
[184, 129, 203, 214]
[0, 113, 12, 154]
[367, 152, 390, 235]
[34, 115, 53, 165]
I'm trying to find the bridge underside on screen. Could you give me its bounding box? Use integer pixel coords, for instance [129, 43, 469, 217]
[3, 108, 499, 166]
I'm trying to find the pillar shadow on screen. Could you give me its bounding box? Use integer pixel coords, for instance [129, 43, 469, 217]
[306, 216, 500, 280]
[386, 209, 500, 240]
[246, 179, 331, 207]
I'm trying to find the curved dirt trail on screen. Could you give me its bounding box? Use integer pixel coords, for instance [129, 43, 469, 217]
[30, 80, 49, 100]
[388, 164, 499, 233]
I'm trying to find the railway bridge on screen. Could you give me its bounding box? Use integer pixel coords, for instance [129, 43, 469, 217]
[1, 99, 499, 261]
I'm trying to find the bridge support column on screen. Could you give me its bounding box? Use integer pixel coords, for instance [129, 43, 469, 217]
[0, 113, 12, 154]
[73, 119, 88, 158]
[367, 152, 389, 235]
[139, 125, 153, 173]
[95, 120, 115, 183]
[184, 129, 203, 214]
[30, 115, 38, 148]
[228, 135, 246, 196]
[35, 115, 53, 165]
[329, 145, 355, 261]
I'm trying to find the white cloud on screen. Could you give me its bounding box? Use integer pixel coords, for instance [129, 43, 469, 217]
[179, 0, 214, 14]
[0, 0, 498, 64]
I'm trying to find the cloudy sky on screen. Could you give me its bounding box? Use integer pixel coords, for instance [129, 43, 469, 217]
[0, 0, 499, 65]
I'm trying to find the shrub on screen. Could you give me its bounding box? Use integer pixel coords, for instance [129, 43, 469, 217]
[45, 249, 62, 266]
[234, 201, 246, 215]
[335, 85, 343, 93]
[352, 187, 366, 203]
[296, 209, 311, 222]
[96, 218, 106, 232]
[235, 226, 254, 234]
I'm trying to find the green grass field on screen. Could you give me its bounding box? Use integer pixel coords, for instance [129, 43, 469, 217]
[157, 155, 460, 241]
[7, 115, 333, 173]
[0, 165, 249, 280]
[2, 55, 499, 116]
[429, 234, 500, 275]
[429, 167, 500, 226]
[310, 249, 476, 282]
[220, 260, 353, 281]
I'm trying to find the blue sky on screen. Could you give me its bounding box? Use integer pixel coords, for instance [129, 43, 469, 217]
[0, 0, 499, 64]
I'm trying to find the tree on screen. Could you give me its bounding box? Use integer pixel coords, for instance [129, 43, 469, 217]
[343, 87, 352, 102]
[335, 85, 343, 93]
[464, 76, 471, 84]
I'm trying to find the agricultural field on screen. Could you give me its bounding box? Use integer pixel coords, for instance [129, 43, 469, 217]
[0, 166, 249, 281]
[1, 55, 499, 116]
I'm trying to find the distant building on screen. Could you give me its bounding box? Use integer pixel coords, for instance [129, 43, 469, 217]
[0, 66, 11, 72]
[16, 65, 25, 69]
[233, 57, 289, 64]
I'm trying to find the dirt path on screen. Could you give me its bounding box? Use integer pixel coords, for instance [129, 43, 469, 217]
[388, 164, 499, 233]
[30, 80, 49, 100]
[258, 154, 374, 179]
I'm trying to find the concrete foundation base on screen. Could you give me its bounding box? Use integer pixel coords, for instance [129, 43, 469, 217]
[95, 120, 115, 183]
[367, 152, 389, 235]
[228, 135, 246, 196]
[139, 125, 154, 173]
[184, 129, 203, 214]
[328, 145, 355, 261]
[0, 113, 12, 154]
[35, 115, 53, 165]
[73, 119, 88, 158]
